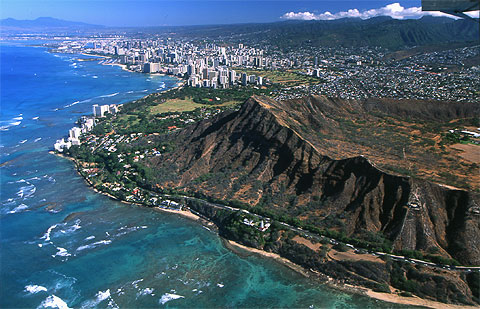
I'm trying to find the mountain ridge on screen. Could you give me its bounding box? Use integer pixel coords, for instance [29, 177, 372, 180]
[144, 95, 480, 266]
[2, 16, 477, 51]
[0, 17, 103, 29]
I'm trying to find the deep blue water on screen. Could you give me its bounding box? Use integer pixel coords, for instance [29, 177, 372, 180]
[0, 41, 407, 308]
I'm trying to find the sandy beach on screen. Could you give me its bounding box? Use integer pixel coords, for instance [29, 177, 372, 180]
[224, 240, 311, 277]
[79, 53, 110, 59]
[364, 290, 475, 309]
[101, 62, 130, 72]
[153, 207, 201, 221]
[49, 150, 75, 162]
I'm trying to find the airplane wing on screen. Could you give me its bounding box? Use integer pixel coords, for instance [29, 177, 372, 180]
[422, 0, 479, 13]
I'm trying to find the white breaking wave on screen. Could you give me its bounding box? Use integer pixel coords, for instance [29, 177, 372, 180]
[9, 203, 28, 214]
[38, 295, 71, 309]
[17, 184, 36, 198]
[64, 101, 80, 108]
[34, 138, 42, 142]
[159, 293, 184, 305]
[32, 116, 39, 120]
[52, 247, 71, 258]
[136, 288, 154, 297]
[0, 118, 22, 131]
[19, 139, 28, 144]
[131, 279, 143, 289]
[76, 240, 111, 252]
[84, 236, 95, 241]
[42, 224, 58, 242]
[80, 289, 110, 308]
[61, 97, 93, 109]
[60, 225, 80, 234]
[25, 284, 47, 294]
[92, 76, 98, 79]
[114, 225, 147, 237]
[60, 220, 81, 234]
[98, 92, 119, 98]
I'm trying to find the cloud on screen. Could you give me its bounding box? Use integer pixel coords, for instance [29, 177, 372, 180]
[281, 3, 479, 21]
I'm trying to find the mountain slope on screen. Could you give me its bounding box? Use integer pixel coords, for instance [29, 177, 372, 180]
[146, 95, 480, 266]
[157, 17, 479, 50]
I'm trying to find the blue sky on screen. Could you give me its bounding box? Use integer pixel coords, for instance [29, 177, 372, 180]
[0, 1, 433, 27]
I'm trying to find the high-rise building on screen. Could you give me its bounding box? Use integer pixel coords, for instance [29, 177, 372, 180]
[93, 104, 100, 117]
[187, 64, 195, 76]
[93, 104, 110, 117]
[69, 127, 82, 140]
[241, 73, 248, 86]
[257, 76, 263, 86]
[143, 63, 159, 73]
[219, 76, 228, 86]
[229, 70, 236, 84]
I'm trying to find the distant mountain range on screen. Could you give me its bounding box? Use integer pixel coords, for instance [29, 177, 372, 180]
[1, 16, 478, 51]
[154, 16, 479, 51]
[0, 17, 103, 29]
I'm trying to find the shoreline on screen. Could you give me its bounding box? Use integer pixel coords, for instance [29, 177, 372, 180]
[101, 62, 130, 72]
[78, 51, 186, 83]
[52, 150, 476, 309]
[49, 150, 203, 222]
[80, 51, 187, 86]
[223, 239, 311, 277]
[224, 239, 475, 309]
[79, 52, 110, 59]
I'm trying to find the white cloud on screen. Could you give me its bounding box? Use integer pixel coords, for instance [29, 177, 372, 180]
[281, 3, 479, 21]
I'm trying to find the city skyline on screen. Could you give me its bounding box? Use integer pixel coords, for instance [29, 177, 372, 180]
[0, 0, 469, 27]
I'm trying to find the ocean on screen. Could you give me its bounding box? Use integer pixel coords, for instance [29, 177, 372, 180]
[0, 41, 407, 308]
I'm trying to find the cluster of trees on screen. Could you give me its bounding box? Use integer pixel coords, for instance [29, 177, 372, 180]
[441, 131, 473, 145]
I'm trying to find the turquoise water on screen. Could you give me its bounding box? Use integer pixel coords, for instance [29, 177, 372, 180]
[0, 42, 407, 308]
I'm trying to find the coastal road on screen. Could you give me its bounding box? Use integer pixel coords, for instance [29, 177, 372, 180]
[171, 195, 480, 273]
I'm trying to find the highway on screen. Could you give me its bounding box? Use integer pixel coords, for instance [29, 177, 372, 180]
[168, 194, 480, 272]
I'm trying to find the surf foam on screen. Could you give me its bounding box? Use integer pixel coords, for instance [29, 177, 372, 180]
[25, 284, 47, 294]
[9, 203, 28, 214]
[159, 293, 184, 305]
[38, 295, 71, 309]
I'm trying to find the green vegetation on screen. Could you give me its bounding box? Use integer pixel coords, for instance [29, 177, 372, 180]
[149, 97, 206, 114]
[440, 131, 475, 145]
[236, 68, 321, 87]
[110, 85, 281, 135]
